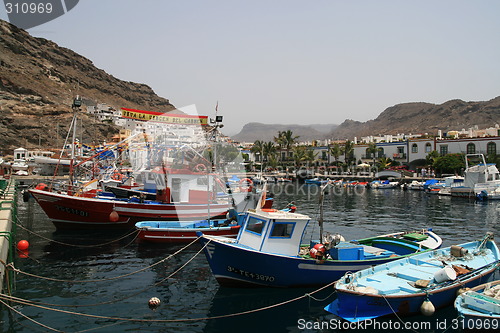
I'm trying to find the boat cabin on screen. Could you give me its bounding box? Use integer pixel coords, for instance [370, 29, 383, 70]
[236, 209, 311, 256]
[137, 167, 223, 203]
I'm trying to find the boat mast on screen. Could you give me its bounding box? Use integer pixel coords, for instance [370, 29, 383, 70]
[69, 95, 82, 193]
[318, 181, 330, 243]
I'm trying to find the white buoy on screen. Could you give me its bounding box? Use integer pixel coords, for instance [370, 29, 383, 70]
[148, 297, 161, 309]
[420, 299, 435, 316]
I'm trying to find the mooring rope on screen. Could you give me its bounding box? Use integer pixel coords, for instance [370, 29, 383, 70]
[0, 279, 337, 324]
[15, 218, 140, 248]
[1, 237, 210, 309]
[0, 298, 61, 332]
[4, 236, 201, 284]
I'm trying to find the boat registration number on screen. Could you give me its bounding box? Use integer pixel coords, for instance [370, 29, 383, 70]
[227, 265, 275, 282]
[55, 205, 89, 217]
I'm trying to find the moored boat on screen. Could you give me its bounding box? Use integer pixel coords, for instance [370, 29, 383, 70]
[197, 183, 442, 287]
[454, 279, 500, 330]
[325, 233, 499, 322]
[135, 210, 245, 243]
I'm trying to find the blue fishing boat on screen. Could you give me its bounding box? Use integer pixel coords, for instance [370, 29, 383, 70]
[325, 233, 499, 322]
[305, 178, 328, 185]
[454, 279, 500, 330]
[197, 184, 442, 287]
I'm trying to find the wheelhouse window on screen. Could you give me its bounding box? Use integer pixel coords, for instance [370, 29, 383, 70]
[245, 216, 267, 235]
[270, 222, 295, 238]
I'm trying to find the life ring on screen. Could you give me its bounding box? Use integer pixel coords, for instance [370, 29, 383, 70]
[195, 164, 207, 173]
[239, 178, 253, 192]
[111, 172, 124, 181]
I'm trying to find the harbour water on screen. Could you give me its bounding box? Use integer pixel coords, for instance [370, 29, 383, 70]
[1, 182, 499, 332]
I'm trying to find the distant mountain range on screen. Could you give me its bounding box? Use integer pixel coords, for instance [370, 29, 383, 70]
[231, 123, 338, 142]
[231, 97, 500, 143]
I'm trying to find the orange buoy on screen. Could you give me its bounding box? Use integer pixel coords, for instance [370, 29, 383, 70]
[109, 210, 119, 222]
[17, 240, 29, 251]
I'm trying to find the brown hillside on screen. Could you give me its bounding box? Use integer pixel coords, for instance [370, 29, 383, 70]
[331, 97, 500, 140]
[0, 19, 176, 154]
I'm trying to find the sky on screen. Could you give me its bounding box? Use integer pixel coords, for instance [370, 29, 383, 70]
[2, 0, 500, 135]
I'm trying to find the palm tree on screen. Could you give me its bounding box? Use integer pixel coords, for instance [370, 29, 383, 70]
[366, 142, 378, 166]
[292, 146, 307, 169]
[304, 148, 318, 167]
[262, 141, 276, 164]
[343, 140, 355, 168]
[377, 156, 392, 170]
[251, 140, 265, 171]
[280, 130, 299, 162]
[329, 143, 343, 165]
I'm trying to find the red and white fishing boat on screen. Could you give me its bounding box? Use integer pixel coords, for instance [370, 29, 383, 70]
[30, 169, 234, 230]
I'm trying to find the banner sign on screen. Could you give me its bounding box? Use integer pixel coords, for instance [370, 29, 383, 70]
[121, 108, 208, 126]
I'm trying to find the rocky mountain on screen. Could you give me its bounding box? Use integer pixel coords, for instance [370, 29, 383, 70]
[0, 19, 176, 154]
[330, 97, 500, 140]
[232, 122, 338, 143]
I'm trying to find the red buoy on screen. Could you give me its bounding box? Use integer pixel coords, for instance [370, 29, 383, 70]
[17, 240, 29, 251]
[109, 210, 119, 222]
[309, 243, 326, 259]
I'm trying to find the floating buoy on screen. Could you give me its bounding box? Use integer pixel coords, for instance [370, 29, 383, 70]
[148, 297, 161, 309]
[420, 299, 435, 316]
[17, 240, 29, 251]
[109, 210, 119, 222]
[18, 250, 29, 258]
[310, 243, 327, 261]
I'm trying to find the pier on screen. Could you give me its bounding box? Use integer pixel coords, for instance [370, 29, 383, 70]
[0, 177, 16, 292]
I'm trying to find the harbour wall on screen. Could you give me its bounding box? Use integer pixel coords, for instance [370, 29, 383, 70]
[0, 177, 16, 292]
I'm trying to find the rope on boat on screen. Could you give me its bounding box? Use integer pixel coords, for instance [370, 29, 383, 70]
[15, 217, 140, 248]
[380, 293, 420, 333]
[1, 237, 210, 309]
[0, 278, 338, 326]
[2, 236, 202, 285]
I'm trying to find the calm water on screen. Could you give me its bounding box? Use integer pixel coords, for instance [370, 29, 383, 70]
[1, 183, 499, 332]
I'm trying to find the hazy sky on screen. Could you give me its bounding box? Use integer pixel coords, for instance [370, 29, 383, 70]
[2, 1, 500, 135]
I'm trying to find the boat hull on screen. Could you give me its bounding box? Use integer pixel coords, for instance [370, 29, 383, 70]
[30, 189, 230, 230]
[326, 239, 500, 322]
[198, 236, 434, 288]
[137, 225, 240, 243]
